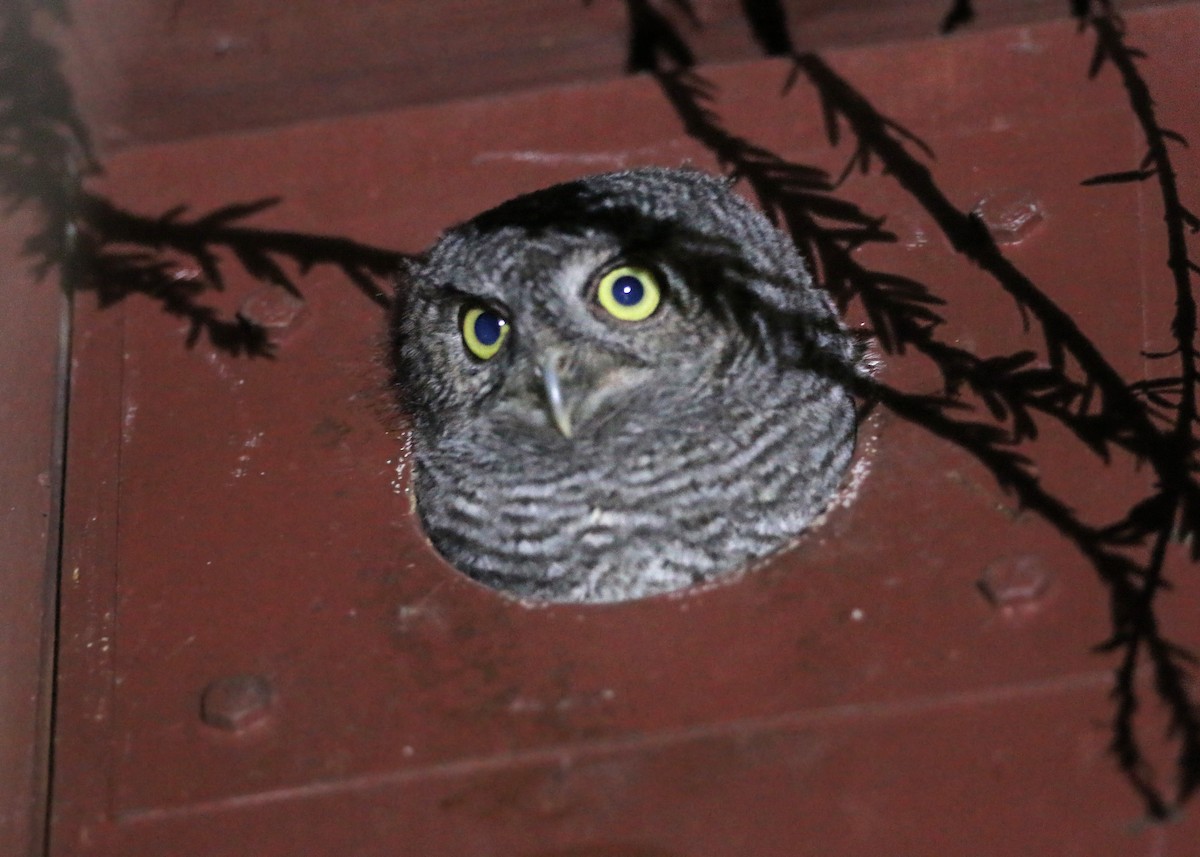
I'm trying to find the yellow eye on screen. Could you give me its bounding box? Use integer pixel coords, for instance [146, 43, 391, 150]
[461, 306, 509, 360]
[595, 266, 661, 322]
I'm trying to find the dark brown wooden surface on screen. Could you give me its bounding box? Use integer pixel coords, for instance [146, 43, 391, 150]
[0, 211, 66, 857]
[50, 4, 1200, 854]
[61, 0, 1169, 150]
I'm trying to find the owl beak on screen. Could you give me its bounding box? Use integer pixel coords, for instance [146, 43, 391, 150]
[538, 353, 574, 439]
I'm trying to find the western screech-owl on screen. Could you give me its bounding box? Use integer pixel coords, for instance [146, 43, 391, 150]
[391, 167, 857, 603]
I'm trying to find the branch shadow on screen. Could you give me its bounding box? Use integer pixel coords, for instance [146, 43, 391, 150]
[2, 1, 409, 358]
[595, 0, 700, 72]
[625, 0, 1200, 818]
[1, 1, 94, 262]
[72, 193, 406, 357]
[10, 0, 1197, 823]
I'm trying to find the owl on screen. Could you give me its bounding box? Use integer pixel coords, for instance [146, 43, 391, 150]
[390, 167, 857, 603]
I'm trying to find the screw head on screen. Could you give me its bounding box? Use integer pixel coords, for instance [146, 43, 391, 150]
[972, 190, 1044, 245]
[978, 555, 1053, 613]
[238, 287, 307, 337]
[200, 674, 274, 733]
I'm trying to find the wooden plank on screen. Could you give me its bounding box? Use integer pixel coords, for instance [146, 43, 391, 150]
[0, 201, 68, 857]
[51, 4, 1200, 853]
[61, 0, 1165, 150]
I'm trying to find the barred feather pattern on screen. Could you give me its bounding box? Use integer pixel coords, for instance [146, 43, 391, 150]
[392, 167, 857, 603]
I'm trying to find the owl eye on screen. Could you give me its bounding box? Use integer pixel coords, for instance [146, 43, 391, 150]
[461, 306, 509, 360]
[595, 266, 661, 322]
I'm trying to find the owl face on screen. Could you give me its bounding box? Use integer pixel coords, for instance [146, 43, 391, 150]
[398, 225, 743, 447]
[391, 167, 857, 603]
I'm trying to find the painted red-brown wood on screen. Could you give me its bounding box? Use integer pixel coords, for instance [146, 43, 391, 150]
[52, 5, 1200, 855]
[0, 207, 66, 857]
[62, 0, 1166, 150]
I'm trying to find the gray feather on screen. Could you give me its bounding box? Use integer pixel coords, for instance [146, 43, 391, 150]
[390, 167, 857, 603]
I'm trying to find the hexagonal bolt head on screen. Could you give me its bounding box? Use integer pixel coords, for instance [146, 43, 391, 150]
[978, 555, 1053, 611]
[200, 674, 274, 732]
[972, 190, 1044, 245]
[238, 287, 307, 338]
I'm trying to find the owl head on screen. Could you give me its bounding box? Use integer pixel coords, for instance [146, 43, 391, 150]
[392, 167, 856, 441]
[390, 167, 857, 602]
